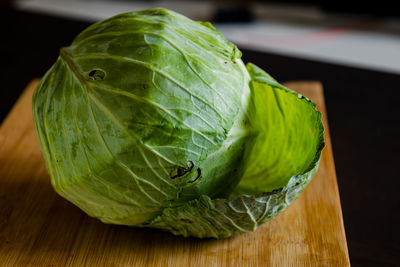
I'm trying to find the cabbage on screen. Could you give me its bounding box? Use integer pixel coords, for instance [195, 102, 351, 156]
[33, 8, 324, 238]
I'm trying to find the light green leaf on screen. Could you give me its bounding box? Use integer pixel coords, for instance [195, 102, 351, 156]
[236, 63, 325, 194]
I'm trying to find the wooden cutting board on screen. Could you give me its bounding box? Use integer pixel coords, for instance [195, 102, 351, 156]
[0, 80, 350, 266]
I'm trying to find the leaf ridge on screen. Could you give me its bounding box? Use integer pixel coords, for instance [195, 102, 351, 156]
[90, 83, 217, 145]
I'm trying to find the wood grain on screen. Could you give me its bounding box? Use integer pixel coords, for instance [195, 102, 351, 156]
[0, 80, 350, 266]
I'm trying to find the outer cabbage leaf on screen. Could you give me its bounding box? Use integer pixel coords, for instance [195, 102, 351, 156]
[145, 63, 325, 238]
[236, 63, 325, 194]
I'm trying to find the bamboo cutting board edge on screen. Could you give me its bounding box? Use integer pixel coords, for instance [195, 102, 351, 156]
[0, 79, 350, 266]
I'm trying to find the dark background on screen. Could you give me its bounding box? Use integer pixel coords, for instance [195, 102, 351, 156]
[1, 4, 400, 266]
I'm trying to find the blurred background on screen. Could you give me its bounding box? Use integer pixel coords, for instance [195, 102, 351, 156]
[8, 0, 400, 74]
[1, 1, 400, 266]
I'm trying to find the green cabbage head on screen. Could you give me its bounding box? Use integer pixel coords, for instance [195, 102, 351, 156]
[33, 8, 324, 238]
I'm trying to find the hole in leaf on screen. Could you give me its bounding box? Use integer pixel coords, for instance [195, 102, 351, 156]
[88, 69, 106, 80]
[170, 161, 194, 179]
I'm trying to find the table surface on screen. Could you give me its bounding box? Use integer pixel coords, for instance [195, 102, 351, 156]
[0, 79, 349, 266]
[1, 6, 400, 266]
